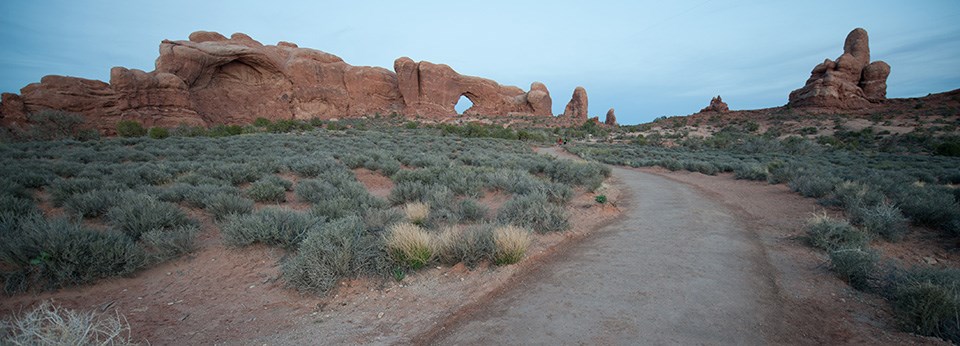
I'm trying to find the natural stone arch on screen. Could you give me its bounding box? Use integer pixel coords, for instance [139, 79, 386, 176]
[455, 92, 479, 115]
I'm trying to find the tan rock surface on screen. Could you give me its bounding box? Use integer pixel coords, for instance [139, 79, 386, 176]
[699, 95, 729, 113]
[788, 28, 890, 109]
[604, 108, 617, 126]
[393, 57, 553, 118]
[1, 31, 557, 133]
[562, 86, 588, 120]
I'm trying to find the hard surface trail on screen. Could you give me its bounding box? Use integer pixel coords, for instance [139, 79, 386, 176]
[426, 147, 784, 344]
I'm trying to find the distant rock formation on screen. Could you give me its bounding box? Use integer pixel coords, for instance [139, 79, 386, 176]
[1, 31, 559, 132]
[604, 108, 617, 126]
[699, 95, 729, 113]
[393, 57, 552, 118]
[788, 28, 890, 109]
[562, 86, 588, 120]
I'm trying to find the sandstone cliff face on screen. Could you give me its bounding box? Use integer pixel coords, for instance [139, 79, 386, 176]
[393, 57, 552, 118]
[1, 31, 558, 132]
[788, 28, 890, 109]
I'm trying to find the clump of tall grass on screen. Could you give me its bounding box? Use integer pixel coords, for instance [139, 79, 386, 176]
[385, 222, 434, 269]
[0, 301, 137, 345]
[492, 225, 532, 265]
[403, 202, 429, 226]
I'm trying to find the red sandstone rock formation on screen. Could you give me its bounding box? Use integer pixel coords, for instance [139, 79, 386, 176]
[699, 95, 729, 113]
[788, 28, 890, 109]
[1, 31, 557, 132]
[604, 108, 617, 126]
[0, 69, 205, 132]
[393, 57, 552, 118]
[562, 86, 588, 120]
[156, 31, 403, 124]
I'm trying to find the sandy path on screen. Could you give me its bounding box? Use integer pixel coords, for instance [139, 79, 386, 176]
[428, 148, 783, 344]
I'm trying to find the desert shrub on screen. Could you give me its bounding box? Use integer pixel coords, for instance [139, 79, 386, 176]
[174, 173, 231, 187]
[259, 175, 293, 190]
[288, 157, 343, 178]
[789, 173, 838, 198]
[546, 160, 609, 191]
[148, 127, 169, 139]
[497, 193, 569, 233]
[282, 216, 389, 294]
[198, 163, 261, 186]
[220, 208, 322, 248]
[106, 194, 192, 239]
[0, 195, 38, 217]
[18, 110, 88, 141]
[253, 117, 272, 127]
[48, 178, 104, 206]
[890, 267, 960, 343]
[829, 247, 878, 290]
[850, 203, 909, 242]
[403, 202, 430, 226]
[805, 214, 869, 251]
[388, 181, 432, 205]
[661, 159, 683, 171]
[0, 216, 146, 291]
[435, 225, 494, 267]
[115, 120, 146, 138]
[538, 182, 574, 205]
[157, 183, 240, 208]
[734, 164, 768, 181]
[935, 141, 960, 157]
[363, 208, 404, 233]
[834, 181, 885, 209]
[63, 189, 135, 219]
[456, 199, 488, 222]
[140, 225, 199, 263]
[204, 193, 254, 220]
[492, 225, 531, 265]
[891, 185, 960, 231]
[0, 301, 137, 345]
[246, 179, 286, 203]
[483, 169, 542, 195]
[682, 160, 718, 175]
[385, 222, 434, 269]
[0, 179, 30, 199]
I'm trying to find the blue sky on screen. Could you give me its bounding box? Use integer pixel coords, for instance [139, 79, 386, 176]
[1, 1, 959, 124]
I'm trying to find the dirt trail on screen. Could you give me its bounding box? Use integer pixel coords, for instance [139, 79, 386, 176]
[427, 147, 783, 344]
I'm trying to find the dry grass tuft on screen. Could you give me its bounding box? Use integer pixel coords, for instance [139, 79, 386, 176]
[385, 222, 434, 269]
[493, 225, 532, 265]
[0, 301, 137, 345]
[403, 202, 430, 226]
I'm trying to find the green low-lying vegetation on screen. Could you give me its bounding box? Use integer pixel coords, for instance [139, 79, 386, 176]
[0, 123, 609, 295]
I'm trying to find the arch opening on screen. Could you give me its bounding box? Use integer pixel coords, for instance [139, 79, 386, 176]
[454, 94, 475, 115]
